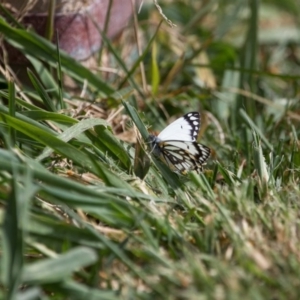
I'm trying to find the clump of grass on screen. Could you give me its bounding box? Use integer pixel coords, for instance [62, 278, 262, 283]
[0, 1, 300, 299]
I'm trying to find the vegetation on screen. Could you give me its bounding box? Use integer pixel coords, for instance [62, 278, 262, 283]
[0, 1, 300, 299]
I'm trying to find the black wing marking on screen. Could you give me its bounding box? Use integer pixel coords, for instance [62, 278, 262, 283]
[183, 112, 201, 142]
[158, 141, 210, 174]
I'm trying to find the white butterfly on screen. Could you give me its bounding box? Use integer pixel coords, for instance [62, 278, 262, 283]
[148, 112, 210, 174]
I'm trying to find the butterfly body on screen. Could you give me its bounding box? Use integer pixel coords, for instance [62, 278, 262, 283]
[148, 112, 210, 174]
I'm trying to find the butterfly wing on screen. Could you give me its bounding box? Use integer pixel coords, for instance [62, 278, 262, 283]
[157, 140, 211, 174]
[148, 111, 210, 174]
[157, 112, 200, 142]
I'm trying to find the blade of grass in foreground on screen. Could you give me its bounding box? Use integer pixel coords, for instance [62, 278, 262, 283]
[0, 103, 58, 134]
[0, 149, 152, 201]
[0, 113, 134, 190]
[36, 118, 109, 161]
[2, 166, 36, 299]
[22, 247, 97, 284]
[57, 280, 120, 300]
[15, 287, 44, 300]
[0, 112, 96, 171]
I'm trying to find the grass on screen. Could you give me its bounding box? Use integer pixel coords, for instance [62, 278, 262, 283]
[0, 0, 300, 299]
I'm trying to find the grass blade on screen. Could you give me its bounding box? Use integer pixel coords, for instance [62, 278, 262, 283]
[22, 247, 98, 284]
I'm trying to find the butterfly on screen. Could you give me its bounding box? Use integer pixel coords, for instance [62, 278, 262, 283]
[148, 112, 210, 174]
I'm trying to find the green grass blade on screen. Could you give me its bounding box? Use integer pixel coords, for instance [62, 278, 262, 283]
[0, 101, 58, 134]
[123, 101, 148, 140]
[238, 0, 259, 118]
[8, 80, 16, 145]
[55, 32, 65, 110]
[58, 280, 119, 300]
[22, 247, 97, 284]
[26, 55, 60, 103]
[0, 112, 96, 171]
[2, 167, 35, 299]
[239, 109, 273, 151]
[94, 125, 132, 171]
[151, 42, 160, 95]
[27, 69, 56, 112]
[36, 118, 109, 161]
[20, 110, 76, 124]
[15, 287, 44, 300]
